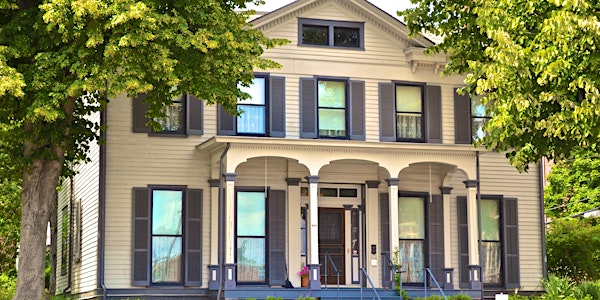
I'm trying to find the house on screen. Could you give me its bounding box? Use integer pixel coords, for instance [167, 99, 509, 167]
[55, 0, 546, 299]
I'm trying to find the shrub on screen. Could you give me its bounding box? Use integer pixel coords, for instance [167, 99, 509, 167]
[0, 274, 16, 300]
[573, 281, 600, 300]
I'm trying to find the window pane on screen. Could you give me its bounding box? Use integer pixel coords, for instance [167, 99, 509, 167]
[319, 109, 346, 137]
[397, 113, 422, 139]
[152, 190, 182, 235]
[398, 240, 424, 283]
[302, 25, 328, 45]
[238, 77, 266, 105]
[155, 101, 184, 133]
[318, 81, 346, 108]
[237, 237, 266, 282]
[333, 27, 360, 47]
[237, 105, 266, 134]
[340, 188, 358, 197]
[481, 199, 500, 241]
[152, 236, 182, 283]
[472, 117, 488, 141]
[396, 86, 422, 112]
[237, 192, 266, 236]
[471, 95, 490, 117]
[482, 241, 502, 284]
[399, 197, 425, 239]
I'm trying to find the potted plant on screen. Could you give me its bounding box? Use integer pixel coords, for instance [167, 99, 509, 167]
[297, 264, 310, 287]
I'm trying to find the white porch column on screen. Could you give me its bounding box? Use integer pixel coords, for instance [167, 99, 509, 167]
[286, 178, 302, 288]
[305, 175, 321, 289]
[224, 173, 237, 289]
[386, 178, 400, 254]
[365, 181, 380, 287]
[464, 179, 482, 289]
[440, 186, 454, 290]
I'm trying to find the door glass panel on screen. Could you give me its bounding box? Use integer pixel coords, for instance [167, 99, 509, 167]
[398, 197, 425, 239]
[152, 190, 183, 235]
[237, 237, 266, 283]
[152, 236, 182, 283]
[319, 211, 343, 244]
[237, 192, 265, 236]
[398, 240, 424, 283]
[482, 241, 502, 284]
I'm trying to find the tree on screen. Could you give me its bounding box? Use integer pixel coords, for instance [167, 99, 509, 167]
[402, 0, 600, 171]
[0, 1, 286, 299]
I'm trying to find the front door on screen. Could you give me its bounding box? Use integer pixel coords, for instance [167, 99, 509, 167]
[318, 208, 345, 284]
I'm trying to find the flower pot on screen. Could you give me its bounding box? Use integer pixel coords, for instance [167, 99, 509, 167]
[301, 275, 309, 287]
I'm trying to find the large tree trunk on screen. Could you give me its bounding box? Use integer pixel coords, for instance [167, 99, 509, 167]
[14, 157, 64, 300]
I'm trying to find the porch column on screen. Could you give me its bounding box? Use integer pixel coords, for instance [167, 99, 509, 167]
[386, 178, 400, 254]
[464, 179, 482, 289]
[287, 178, 302, 288]
[224, 173, 237, 289]
[306, 175, 321, 289]
[208, 179, 220, 290]
[440, 186, 454, 290]
[365, 180, 380, 287]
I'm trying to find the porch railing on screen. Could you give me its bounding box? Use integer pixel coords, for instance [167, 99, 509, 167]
[424, 267, 447, 300]
[323, 251, 341, 298]
[359, 268, 382, 300]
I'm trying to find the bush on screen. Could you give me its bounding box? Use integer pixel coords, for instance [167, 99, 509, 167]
[0, 273, 16, 300]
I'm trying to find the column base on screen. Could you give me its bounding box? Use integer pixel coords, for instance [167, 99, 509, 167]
[443, 268, 454, 290]
[208, 265, 220, 290]
[308, 264, 321, 290]
[224, 263, 237, 289]
[467, 265, 482, 290]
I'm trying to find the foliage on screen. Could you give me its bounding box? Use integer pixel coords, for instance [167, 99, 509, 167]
[0, 178, 20, 276]
[0, 273, 16, 300]
[413, 295, 472, 300]
[545, 151, 600, 218]
[403, 0, 600, 171]
[546, 218, 600, 281]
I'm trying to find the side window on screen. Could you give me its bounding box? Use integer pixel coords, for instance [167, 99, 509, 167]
[236, 191, 267, 283]
[151, 189, 184, 284]
[396, 85, 424, 141]
[318, 79, 347, 138]
[132, 94, 204, 136]
[153, 96, 185, 134]
[471, 95, 492, 141]
[398, 196, 425, 283]
[299, 18, 364, 49]
[481, 198, 501, 284]
[237, 77, 267, 135]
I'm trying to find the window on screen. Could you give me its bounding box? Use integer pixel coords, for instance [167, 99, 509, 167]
[471, 96, 492, 141]
[398, 196, 425, 283]
[237, 77, 267, 135]
[236, 191, 267, 283]
[132, 94, 204, 136]
[396, 85, 424, 140]
[153, 96, 185, 134]
[132, 187, 203, 287]
[481, 199, 502, 284]
[299, 18, 364, 49]
[318, 79, 347, 138]
[61, 206, 69, 276]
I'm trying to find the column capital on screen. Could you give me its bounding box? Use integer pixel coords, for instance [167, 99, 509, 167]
[305, 175, 320, 184]
[463, 180, 478, 188]
[366, 180, 380, 188]
[223, 173, 237, 182]
[208, 179, 220, 188]
[385, 178, 400, 186]
[286, 178, 302, 186]
[343, 204, 354, 210]
[440, 186, 453, 194]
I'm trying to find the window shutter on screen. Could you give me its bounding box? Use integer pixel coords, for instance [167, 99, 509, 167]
[454, 89, 471, 144]
[187, 95, 204, 135]
[268, 190, 286, 286]
[185, 189, 203, 286]
[349, 80, 365, 140]
[379, 83, 395, 142]
[457, 196, 469, 288]
[503, 197, 520, 289]
[300, 78, 317, 138]
[428, 194, 445, 285]
[379, 193, 391, 289]
[132, 187, 150, 286]
[270, 76, 286, 137]
[132, 94, 150, 133]
[426, 85, 442, 143]
[217, 105, 236, 136]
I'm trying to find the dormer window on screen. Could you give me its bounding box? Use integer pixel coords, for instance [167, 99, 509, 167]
[299, 18, 364, 49]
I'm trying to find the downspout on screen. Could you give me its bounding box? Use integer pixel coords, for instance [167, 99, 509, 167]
[476, 151, 483, 298]
[98, 105, 108, 299]
[217, 143, 231, 300]
[63, 177, 74, 294]
[539, 161, 548, 278]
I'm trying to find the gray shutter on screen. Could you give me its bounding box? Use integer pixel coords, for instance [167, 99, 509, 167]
[454, 89, 471, 144]
[457, 196, 469, 288]
[300, 78, 317, 138]
[428, 194, 444, 285]
[503, 197, 520, 289]
[217, 105, 236, 136]
[185, 189, 203, 286]
[379, 193, 391, 289]
[132, 187, 150, 286]
[132, 94, 150, 133]
[268, 190, 286, 286]
[379, 83, 395, 142]
[426, 85, 442, 143]
[349, 80, 365, 140]
[187, 95, 203, 135]
[269, 76, 286, 137]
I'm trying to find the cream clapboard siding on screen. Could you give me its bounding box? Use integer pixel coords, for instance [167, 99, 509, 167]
[104, 94, 213, 288]
[56, 179, 70, 292]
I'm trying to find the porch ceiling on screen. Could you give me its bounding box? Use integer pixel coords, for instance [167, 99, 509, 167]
[197, 136, 479, 179]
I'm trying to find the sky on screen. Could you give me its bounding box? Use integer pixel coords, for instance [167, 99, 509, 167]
[245, 0, 415, 20]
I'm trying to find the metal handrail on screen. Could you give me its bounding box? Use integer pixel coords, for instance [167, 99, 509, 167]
[381, 253, 402, 291]
[359, 268, 382, 300]
[424, 268, 447, 300]
[323, 251, 341, 299]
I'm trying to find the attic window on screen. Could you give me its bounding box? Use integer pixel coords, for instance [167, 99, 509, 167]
[299, 18, 364, 49]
